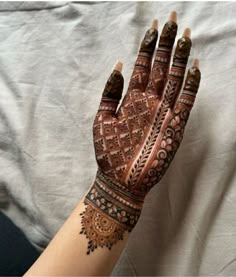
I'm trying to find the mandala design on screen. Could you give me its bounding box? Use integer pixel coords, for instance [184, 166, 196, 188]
[80, 22, 201, 254]
[80, 205, 125, 254]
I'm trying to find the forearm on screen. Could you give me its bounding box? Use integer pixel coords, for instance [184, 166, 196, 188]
[24, 189, 130, 276]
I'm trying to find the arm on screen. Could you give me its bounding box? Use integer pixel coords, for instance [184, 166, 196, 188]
[24, 11, 201, 276]
[24, 195, 129, 276]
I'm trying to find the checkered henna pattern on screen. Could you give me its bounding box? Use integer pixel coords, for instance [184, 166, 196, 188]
[80, 20, 201, 254]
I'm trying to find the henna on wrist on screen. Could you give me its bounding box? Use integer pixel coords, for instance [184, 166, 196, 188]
[80, 171, 143, 254]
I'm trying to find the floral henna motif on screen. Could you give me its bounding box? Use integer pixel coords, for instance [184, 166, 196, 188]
[80, 20, 201, 254]
[142, 109, 190, 190]
[131, 67, 200, 191]
[80, 205, 125, 254]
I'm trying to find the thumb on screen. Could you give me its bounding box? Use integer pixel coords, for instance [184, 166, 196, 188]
[98, 61, 124, 116]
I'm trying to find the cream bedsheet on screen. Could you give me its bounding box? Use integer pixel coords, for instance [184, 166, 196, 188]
[0, 1, 235, 275]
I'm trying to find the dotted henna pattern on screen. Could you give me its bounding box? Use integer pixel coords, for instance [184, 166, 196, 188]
[80, 21, 201, 254]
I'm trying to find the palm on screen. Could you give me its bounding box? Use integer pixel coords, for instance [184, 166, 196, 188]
[93, 20, 200, 197]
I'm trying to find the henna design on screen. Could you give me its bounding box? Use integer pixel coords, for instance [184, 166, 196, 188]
[93, 90, 157, 180]
[159, 21, 178, 48]
[142, 109, 190, 190]
[80, 21, 201, 254]
[173, 37, 192, 66]
[146, 21, 177, 96]
[140, 28, 158, 54]
[102, 70, 124, 100]
[177, 67, 201, 107]
[128, 27, 158, 92]
[80, 205, 125, 254]
[80, 172, 143, 254]
[183, 67, 201, 92]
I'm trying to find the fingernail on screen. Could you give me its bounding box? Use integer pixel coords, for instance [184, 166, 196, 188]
[113, 61, 123, 72]
[152, 19, 158, 29]
[183, 28, 191, 38]
[193, 58, 199, 68]
[169, 11, 177, 22]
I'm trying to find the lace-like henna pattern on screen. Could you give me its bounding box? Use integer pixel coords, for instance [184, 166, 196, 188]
[80, 21, 201, 254]
[80, 205, 125, 254]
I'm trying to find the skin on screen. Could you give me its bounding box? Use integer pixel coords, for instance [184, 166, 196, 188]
[24, 11, 201, 276]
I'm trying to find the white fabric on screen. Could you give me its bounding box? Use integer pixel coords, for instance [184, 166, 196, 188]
[0, 1, 236, 275]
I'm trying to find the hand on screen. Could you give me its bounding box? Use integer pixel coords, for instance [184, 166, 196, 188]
[80, 12, 201, 254]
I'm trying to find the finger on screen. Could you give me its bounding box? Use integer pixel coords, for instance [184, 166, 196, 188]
[162, 28, 192, 108]
[127, 20, 158, 92]
[174, 58, 201, 111]
[97, 61, 124, 117]
[146, 11, 178, 96]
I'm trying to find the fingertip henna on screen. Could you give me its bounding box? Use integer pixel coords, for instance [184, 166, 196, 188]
[159, 21, 178, 48]
[145, 21, 177, 96]
[173, 37, 192, 65]
[163, 37, 192, 108]
[140, 27, 158, 54]
[184, 67, 201, 93]
[128, 27, 158, 91]
[174, 67, 201, 109]
[102, 70, 124, 101]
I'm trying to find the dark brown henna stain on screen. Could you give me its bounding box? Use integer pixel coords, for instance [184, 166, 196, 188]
[173, 37, 192, 65]
[80, 172, 143, 254]
[159, 21, 178, 48]
[128, 27, 158, 91]
[184, 67, 201, 92]
[102, 70, 124, 101]
[140, 28, 158, 54]
[94, 90, 156, 179]
[142, 109, 190, 191]
[163, 38, 192, 107]
[146, 22, 177, 96]
[176, 67, 201, 107]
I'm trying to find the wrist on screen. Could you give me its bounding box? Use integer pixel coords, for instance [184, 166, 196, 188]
[80, 170, 144, 254]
